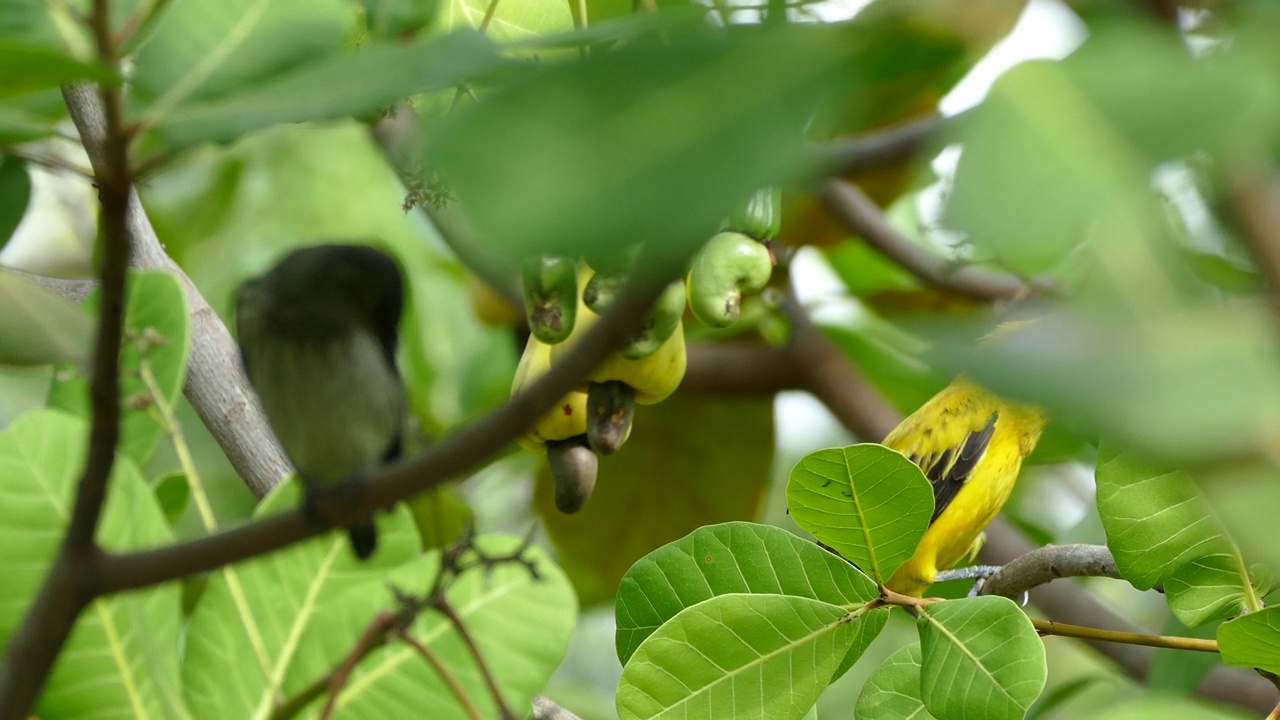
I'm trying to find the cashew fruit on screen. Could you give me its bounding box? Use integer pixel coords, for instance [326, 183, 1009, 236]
[586, 380, 635, 455]
[510, 334, 589, 452]
[621, 279, 686, 360]
[546, 436, 598, 514]
[552, 299, 687, 405]
[522, 255, 579, 344]
[727, 186, 782, 240]
[583, 269, 624, 314]
[686, 231, 773, 328]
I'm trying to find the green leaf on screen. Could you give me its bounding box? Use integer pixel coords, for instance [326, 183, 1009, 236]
[1094, 440, 1258, 627]
[1147, 616, 1220, 694]
[786, 444, 933, 584]
[361, 0, 439, 39]
[855, 643, 936, 720]
[47, 270, 191, 468]
[616, 594, 857, 720]
[132, 0, 350, 108]
[0, 103, 58, 143]
[0, 269, 92, 366]
[0, 39, 114, 98]
[153, 471, 191, 527]
[917, 596, 1047, 720]
[0, 410, 184, 719]
[151, 32, 504, 147]
[181, 478, 422, 720]
[1217, 606, 1280, 676]
[0, 155, 30, 249]
[438, 0, 572, 41]
[424, 22, 864, 268]
[1090, 694, 1256, 720]
[285, 535, 577, 719]
[405, 485, 474, 550]
[536, 394, 772, 606]
[614, 522, 884, 671]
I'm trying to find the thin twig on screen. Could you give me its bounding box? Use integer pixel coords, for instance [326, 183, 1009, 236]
[315, 612, 399, 720]
[533, 696, 584, 720]
[820, 178, 1048, 303]
[1031, 619, 1220, 654]
[0, 146, 94, 179]
[977, 544, 1122, 600]
[397, 631, 485, 720]
[434, 598, 517, 719]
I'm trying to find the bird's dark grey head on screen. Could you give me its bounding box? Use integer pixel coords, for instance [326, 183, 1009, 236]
[236, 244, 404, 344]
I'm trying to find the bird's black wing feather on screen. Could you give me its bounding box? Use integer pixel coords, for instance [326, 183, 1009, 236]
[925, 411, 998, 524]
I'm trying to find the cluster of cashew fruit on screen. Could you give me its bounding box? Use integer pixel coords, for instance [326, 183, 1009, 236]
[510, 187, 781, 513]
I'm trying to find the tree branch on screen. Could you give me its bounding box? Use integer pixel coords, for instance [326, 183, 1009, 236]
[1230, 161, 1280, 324]
[820, 178, 1046, 303]
[61, 83, 291, 498]
[1031, 619, 1220, 654]
[822, 114, 945, 179]
[977, 543, 1121, 599]
[532, 696, 584, 720]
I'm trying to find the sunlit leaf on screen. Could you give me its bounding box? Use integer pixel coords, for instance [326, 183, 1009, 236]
[856, 643, 936, 720]
[614, 522, 885, 679]
[786, 444, 933, 584]
[616, 594, 856, 720]
[1217, 606, 1280, 676]
[917, 596, 1046, 720]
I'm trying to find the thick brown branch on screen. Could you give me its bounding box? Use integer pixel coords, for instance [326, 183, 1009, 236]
[61, 84, 291, 498]
[977, 543, 1121, 599]
[820, 179, 1042, 303]
[532, 696, 584, 720]
[822, 114, 944, 179]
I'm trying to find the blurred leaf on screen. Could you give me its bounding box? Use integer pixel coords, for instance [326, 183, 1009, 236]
[616, 594, 857, 720]
[0, 269, 91, 366]
[48, 271, 190, 468]
[0, 103, 58, 143]
[1026, 676, 1101, 720]
[824, 238, 921, 298]
[1095, 440, 1258, 627]
[917, 596, 1046, 720]
[535, 394, 772, 606]
[282, 535, 577, 719]
[0, 410, 183, 719]
[1217, 606, 1280, 676]
[0, 155, 30, 247]
[855, 643, 936, 720]
[132, 0, 350, 107]
[0, 39, 113, 98]
[152, 471, 191, 528]
[786, 444, 933, 584]
[181, 478, 422, 720]
[425, 22, 874, 268]
[362, 0, 439, 39]
[614, 522, 885, 678]
[151, 32, 504, 147]
[405, 485, 473, 549]
[438, 0, 572, 41]
[820, 323, 947, 417]
[1147, 616, 1220, 694]
[1090, 694, 1254, 720]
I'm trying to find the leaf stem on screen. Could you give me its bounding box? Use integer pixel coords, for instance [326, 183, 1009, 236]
[1031, 619, 1220, 654]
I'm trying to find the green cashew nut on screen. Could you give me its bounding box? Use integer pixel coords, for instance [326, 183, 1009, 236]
[622, 280, 686, 360]
[687, 231, 774, 328]
[583, 269, 625, 314]
[522, 255, 578, 344]
[727, 186, 782, 240]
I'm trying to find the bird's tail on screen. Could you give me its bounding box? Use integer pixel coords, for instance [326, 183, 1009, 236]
[348, 521, 377, 560]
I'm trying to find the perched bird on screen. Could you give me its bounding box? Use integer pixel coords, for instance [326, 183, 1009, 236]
[884, 377, 1046, 597]
[235, 244, 406, 560]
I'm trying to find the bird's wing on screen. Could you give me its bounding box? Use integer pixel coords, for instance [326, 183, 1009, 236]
[914, 411, 998, 524]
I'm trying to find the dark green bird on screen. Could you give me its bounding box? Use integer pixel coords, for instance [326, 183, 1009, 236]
[235, 244, 405, 560]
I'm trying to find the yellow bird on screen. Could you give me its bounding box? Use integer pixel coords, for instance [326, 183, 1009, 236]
[883, 377, 1046, 597]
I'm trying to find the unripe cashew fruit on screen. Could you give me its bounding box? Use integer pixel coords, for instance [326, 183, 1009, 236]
[727, 186, 782, 240]
[621, 279, 686, 361]
[686, 231, 773, 328]
[522, 255, 578, 344]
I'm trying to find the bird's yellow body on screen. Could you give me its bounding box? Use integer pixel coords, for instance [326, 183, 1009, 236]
[884, 377, 1046, 597]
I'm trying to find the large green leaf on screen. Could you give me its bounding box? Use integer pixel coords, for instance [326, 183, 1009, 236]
[47, 270, 190, 468]
[536, 394, 773, 606]
[424, 21, 873, 267]
[132, 0, 350, 108]
[151, 32, 504, 147]
[284, 535, 577, 719]
[786, 444, 933, 584]
[0, 155, 30, 250]
[855, 643, 935, 720]
[0, 269, 92, 367]
[0, 39, 113, 98]
[1217, 606, 1280, 676]
[0, 410, 184, 719]
[614, 522, 885, 674]
[616, 594, 857, 720]
[181, 478, 420, 720]
[1094, 440, 1257, 627]
[917, 596, 1046, 720]
[438, 0, 572, 41]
